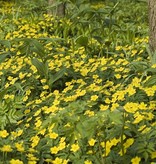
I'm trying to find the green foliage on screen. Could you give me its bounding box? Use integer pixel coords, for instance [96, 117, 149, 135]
[1, 0, 156, 164]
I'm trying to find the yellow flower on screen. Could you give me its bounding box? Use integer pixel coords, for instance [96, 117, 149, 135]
[15, 142, 24, 152]
[76, 89, 86, 97]
[58, 142, 66, 150]
[124, 138, 134, 148]
[105, 141, 112, 156]
[25, 123, 30, 128]
[10, 159, 23, 164]
[141, 127, 151, 134]
[111, 103, 119, 111]
[28, 161, 37, 164]
[30, 135, 40, 148]
[60, 137, 66, 143]
[1, 145, 12, 152]
[152, 64, 156, 68]
[146, 112, 154, 120]
[127, 86, 136, 96]
[49, 132, 58, 139]
[84, 110, 95, 117]
[100, 104, 109, 111]
[90, 95, 98, 101]
[25, 89, 31, 96]
[62, 159, 69, 164]
[52, 157, 63, 164]
[115, 74, 121, 79]
[23, 96, 28, 101]
[8, 76, 13, 81]
[43, 85, 49, 90]
[144, 87, 155, 96]
[84, 160, 92, 164]
[100, 142, 105, 148]
[38, 128, 46, 135]
[70, 143, 80, 152]
[24, 109, 31, 114]
[115, 46, 122, 51]
[0, 130, 9, 138]
[40, 79, 47, 83]
[131, 156, 141, 164]
[34, 109, 41, 116]
[151, 152, 156, 159]
[138, 125, 146, 131]
[50, 146, 59, 154]
[111, 138, 119, 146]
[17, 130, 23, 136]
[133, 112, 144, 124]
[88, 138, 96, 146]
[80, 68, 89, 76]
[138, 102, 147, 110]
[131, 49, 137, 56]
[124, 102, 138, 113]
[19, 72, 26, 79]
[27, 153, 38, 161]
[105, 98, 111, 104]
[35, 119, 42, 128]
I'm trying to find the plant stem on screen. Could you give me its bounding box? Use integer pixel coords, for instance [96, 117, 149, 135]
[98, 137, 105, 164]
[121, 111, 126, 159]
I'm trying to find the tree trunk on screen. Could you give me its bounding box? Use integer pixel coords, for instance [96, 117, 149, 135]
[48, 0, 65, 17]
[148, 0, 156, 53]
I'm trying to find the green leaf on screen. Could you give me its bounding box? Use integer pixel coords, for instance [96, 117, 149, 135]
[130, 61, 149, 73]
[31, 58, 49, 78]
[8, 108, 18, 123]
[17, 38, 31, 55]
[49, 67, 66, 86]
[0, 88, 9, 100]
[0, 115, 7, 129]
[0, 40, 11, 49]
[93, 35, 103, 44]
[13, 83, 23, 92]
[75, 35, 88, 47]
[146, 67, 156, 74]
[143, 151, 149, 162]
[109, 111, 123, 125]
[76, 122, 86, 137]
[104, 18, 116, 27]
[144, 75, 156, 87]
[31, 39, 45, 58]
[16, 38, 45, 58]
[80, 118, 97, 138]
[0, 53, 9, 63]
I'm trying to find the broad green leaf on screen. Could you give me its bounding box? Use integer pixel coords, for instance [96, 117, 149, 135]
[0, 40, 11, 49]
[0, 88, 9, 99]
[76, 122, 86, 137]
[109, 111, 123, 125]
[16, 38, 45, 58]
[8, 108, 18, 123]
[17, 38, 31, 55]
[31, 58, 49, 78]
[144, 75, 156, 87]
[31, 39, 45, 58]
[49, 67, 66, 86]
[0, 115, 7, 129]
[0, 53, 9, 63]
[75, 35, 88, 47]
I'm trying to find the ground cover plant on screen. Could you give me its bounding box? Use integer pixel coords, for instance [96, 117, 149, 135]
[0, 0, 156, 164]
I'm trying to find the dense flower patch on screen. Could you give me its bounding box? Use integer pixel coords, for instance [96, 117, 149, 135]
[0, 1, 156, 164]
